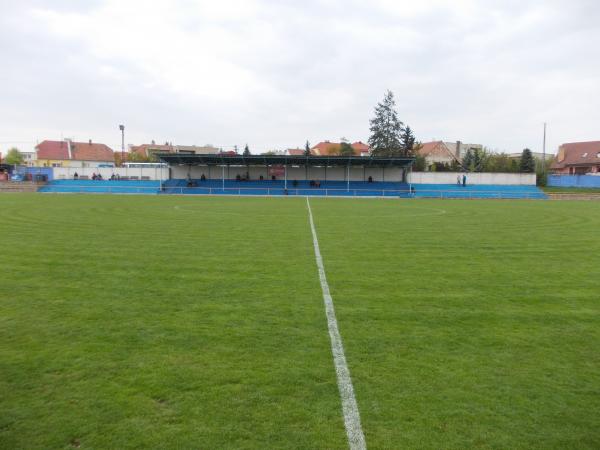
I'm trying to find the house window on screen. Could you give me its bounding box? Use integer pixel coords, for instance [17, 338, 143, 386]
[51, 163, 62, 168]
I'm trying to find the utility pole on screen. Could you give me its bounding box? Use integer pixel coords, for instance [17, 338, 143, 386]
[119, 124, 125, 165]
[542, 122, 547, 176]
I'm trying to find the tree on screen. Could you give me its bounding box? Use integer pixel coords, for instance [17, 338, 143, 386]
[482, 152, 514, 173]
[413, 154, 427, 171]
[234, 145, 239, 154]
[536, 157, 552, 186]
[520, 148, 535, 173]
[368, 90, 405, 157]
[432, 162, 451, 172]
[243, 144, 251, 156]
[339, 142, 355, 156]
[450, 158, 462, 172]
[304, 140, 311, 156]
[462, 147, 489, 172]
[462, 149, 474, 171]
[473, 148, 489, 172]
[127, 152, 150, 163]
[399, 126, 416, 156]
[5, 147, 24, 165]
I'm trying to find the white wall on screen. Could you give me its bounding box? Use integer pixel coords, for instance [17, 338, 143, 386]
[408, 172, 536, 185]
[53, 166, 169, 181]
[55, 165, 534, 185]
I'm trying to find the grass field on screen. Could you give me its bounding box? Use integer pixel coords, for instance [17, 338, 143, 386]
[1, 194, 599, 449]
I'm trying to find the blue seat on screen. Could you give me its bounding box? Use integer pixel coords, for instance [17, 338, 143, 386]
[411, 184, 547, 199]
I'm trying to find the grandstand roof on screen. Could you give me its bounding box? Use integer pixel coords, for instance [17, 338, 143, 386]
[156, 153, 414, 167]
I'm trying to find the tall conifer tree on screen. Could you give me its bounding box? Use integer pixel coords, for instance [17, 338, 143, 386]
[368, 90, 404, 156]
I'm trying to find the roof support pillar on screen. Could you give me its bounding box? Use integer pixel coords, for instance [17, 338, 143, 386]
[347, 165, 350, 192]
[222, 165, 225, 191]
[159, 163, 163, 192]
[284, 164, 287, 189]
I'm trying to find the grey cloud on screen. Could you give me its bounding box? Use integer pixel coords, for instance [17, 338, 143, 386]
[1, 0, 599, 154]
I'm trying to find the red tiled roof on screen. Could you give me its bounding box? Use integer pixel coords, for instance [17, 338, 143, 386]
[312, 141, 340, 155]
[352, 141, 370, 154]
[36, 140, 70, 160]
[418, 141, 459, 161]
[551, 141, 600, 169]
[71, 142, 113, 161]
[311, 141, 370, 156]
[287, 149, 306, 156]
[36, 140, 114, 161]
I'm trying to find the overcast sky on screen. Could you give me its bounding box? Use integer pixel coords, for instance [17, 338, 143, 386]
[1, 0, 599, 155]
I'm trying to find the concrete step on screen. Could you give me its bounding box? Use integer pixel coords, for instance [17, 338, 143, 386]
[0, 182, 44, 193]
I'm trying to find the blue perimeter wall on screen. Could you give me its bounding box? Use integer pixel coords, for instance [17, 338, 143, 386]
[548, 175, 600, 188]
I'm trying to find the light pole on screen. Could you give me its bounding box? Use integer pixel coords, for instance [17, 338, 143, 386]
[542, 122, 547, 176]
[119, 124, 125, 166]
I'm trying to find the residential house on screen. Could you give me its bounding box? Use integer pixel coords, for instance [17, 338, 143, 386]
[311, 141, 370, 156]
[418, 141, 459, 167]
[418, 141, 482, 169]
[20, 151, 36, 167]
[551, 141, 600, 175]
[130, 142, 221, 159]
[286, 148, 306, 156]
[35, 139, 114, 168]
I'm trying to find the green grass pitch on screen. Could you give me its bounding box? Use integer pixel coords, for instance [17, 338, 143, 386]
[1, 194, 599, 449]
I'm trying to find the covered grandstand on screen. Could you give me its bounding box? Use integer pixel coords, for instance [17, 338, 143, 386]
[157, 153, 415, 197]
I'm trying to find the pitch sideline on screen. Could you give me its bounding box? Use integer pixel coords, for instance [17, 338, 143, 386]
[306, 197, 367, 450]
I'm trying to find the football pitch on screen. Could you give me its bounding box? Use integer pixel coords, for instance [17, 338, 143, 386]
[1, 194, 599, 449]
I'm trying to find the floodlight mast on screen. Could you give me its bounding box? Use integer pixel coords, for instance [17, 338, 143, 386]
[542, 122, 547, 177]
[119, 124, 125, 164]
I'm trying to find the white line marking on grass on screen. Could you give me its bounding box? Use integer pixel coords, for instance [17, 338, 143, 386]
[306, 197, 367, 450]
